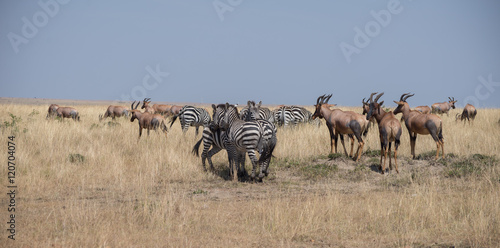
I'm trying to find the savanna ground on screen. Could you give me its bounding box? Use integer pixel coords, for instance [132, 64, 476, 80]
[1, 98, 499, 247]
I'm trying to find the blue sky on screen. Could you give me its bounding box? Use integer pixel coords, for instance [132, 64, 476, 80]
[1, 0, 499, 107]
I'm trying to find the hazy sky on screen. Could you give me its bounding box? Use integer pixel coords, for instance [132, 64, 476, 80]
[1, 0, 499, 107]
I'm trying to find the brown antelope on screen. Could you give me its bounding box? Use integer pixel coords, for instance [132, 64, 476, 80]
[130, 101, 168, 141]
[312, 94, 369, 161]
[431, 97, 457, 116]
[46, 104, 59, 119]
[414, 105, 431, 114]
[456, 103, 477, 125]
[47, 104, 80, 121]
[99, 105, 129, 121]
[394, 93, 444, 159]
[141, 98, 172, 116]
[362, 98, 376, 126]
[169, 105, 183, 116]
[366, 93, 402, 174]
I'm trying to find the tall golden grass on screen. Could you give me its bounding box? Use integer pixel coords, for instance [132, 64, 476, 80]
[0, 102, 499, 247]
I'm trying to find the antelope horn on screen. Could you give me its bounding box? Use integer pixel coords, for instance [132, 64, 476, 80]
[131, 101, 136, 110]
[324, 94, 332, 104]
[403, 93, 414, 102]
[135, 101, 141, 110]
[399, 93, 410, 102]
[374, 92, 384, 103]
[316, 95, 324, 105]
[369, 92, 378, 103]
[362, 98, 367, 105]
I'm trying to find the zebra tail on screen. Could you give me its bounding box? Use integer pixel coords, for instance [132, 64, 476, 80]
[258, 136, 276, 164]
[169, 114, 179, 128]
[192, 137, 203, 157]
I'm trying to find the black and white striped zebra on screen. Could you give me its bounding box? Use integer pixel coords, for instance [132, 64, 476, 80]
[192, 104, 244, 173]
[213, 103, 277, 182]
[240, 101, 275, 123]
[169, 105, 211, 136]
[274, 105, 316, 126]
[274, 105, 295, 126]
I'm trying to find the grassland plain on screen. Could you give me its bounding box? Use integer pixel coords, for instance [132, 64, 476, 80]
[0, 99, 499, 247]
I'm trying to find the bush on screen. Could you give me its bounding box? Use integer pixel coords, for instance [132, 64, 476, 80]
[299, 163, 338, 180]
[444, 154, 497, 178]
[68, 153, 85, 164]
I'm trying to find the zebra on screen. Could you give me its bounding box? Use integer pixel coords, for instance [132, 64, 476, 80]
[192, 104, 244, 174]
[274, 105, 295, 126]
[212, 103, 277, 182]
[240, 101, 275, 123]
[169, 105, 211, 136]
[274, 105, 317, 127]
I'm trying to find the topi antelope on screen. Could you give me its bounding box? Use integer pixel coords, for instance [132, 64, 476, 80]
[366, 92, 402, 174]
[169, 105, 183, 116]
[99, 105, 129, 121]
[47, 104, 80, 121]
[394, 93, 444, 159]
[141, 98, 172, 116]
[414, 105, 431, 114]
[130, 101, 168, 141]
[46, 104, 59, 119]
[362, 98, 376, 126]
[312, 94, 369, 161]
[431, 97, 457, 116]
[456, 103, 477, 125]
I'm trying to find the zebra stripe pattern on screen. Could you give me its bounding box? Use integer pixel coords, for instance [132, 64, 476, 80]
[240, 101, 275, 123]
[274, 105, 315, 126]
[213, 103, 277, 182]
[192, 104, 241, 172]
[170, 105, 211, 136]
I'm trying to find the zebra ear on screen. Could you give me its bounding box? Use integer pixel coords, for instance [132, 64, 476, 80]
[258, 101, 262, 107]
[225, 102, 230, 109]
[212, 104, 216, 111]
[247, 101, 252, 108]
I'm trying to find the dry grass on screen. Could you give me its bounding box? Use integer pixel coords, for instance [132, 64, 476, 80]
[0, 101, 499, 247]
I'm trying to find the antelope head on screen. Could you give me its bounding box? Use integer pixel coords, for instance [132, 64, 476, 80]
[448, 97, 457, 109]
[130, 101, 141, 122]
[141, 98, 151, 109]
[393, 93, 414, 115]
[312, 94, 332, 120]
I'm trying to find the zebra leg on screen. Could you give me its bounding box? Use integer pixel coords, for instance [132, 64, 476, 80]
[247, 150, 260, 182]
[237, 152, 248, 179]
[226, 145, 239, 181]
[206, 146, 222, 171]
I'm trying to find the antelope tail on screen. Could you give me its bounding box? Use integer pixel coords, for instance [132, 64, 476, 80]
[160, 120, 168, 133]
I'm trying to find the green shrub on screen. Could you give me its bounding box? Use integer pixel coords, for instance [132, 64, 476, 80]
[68, 153, 85, 164]
[299, 163, 338, 180]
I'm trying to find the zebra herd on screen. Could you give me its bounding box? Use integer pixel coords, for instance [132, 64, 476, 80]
[175, 101, 320, 182]
[189, 101, 315, 182]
